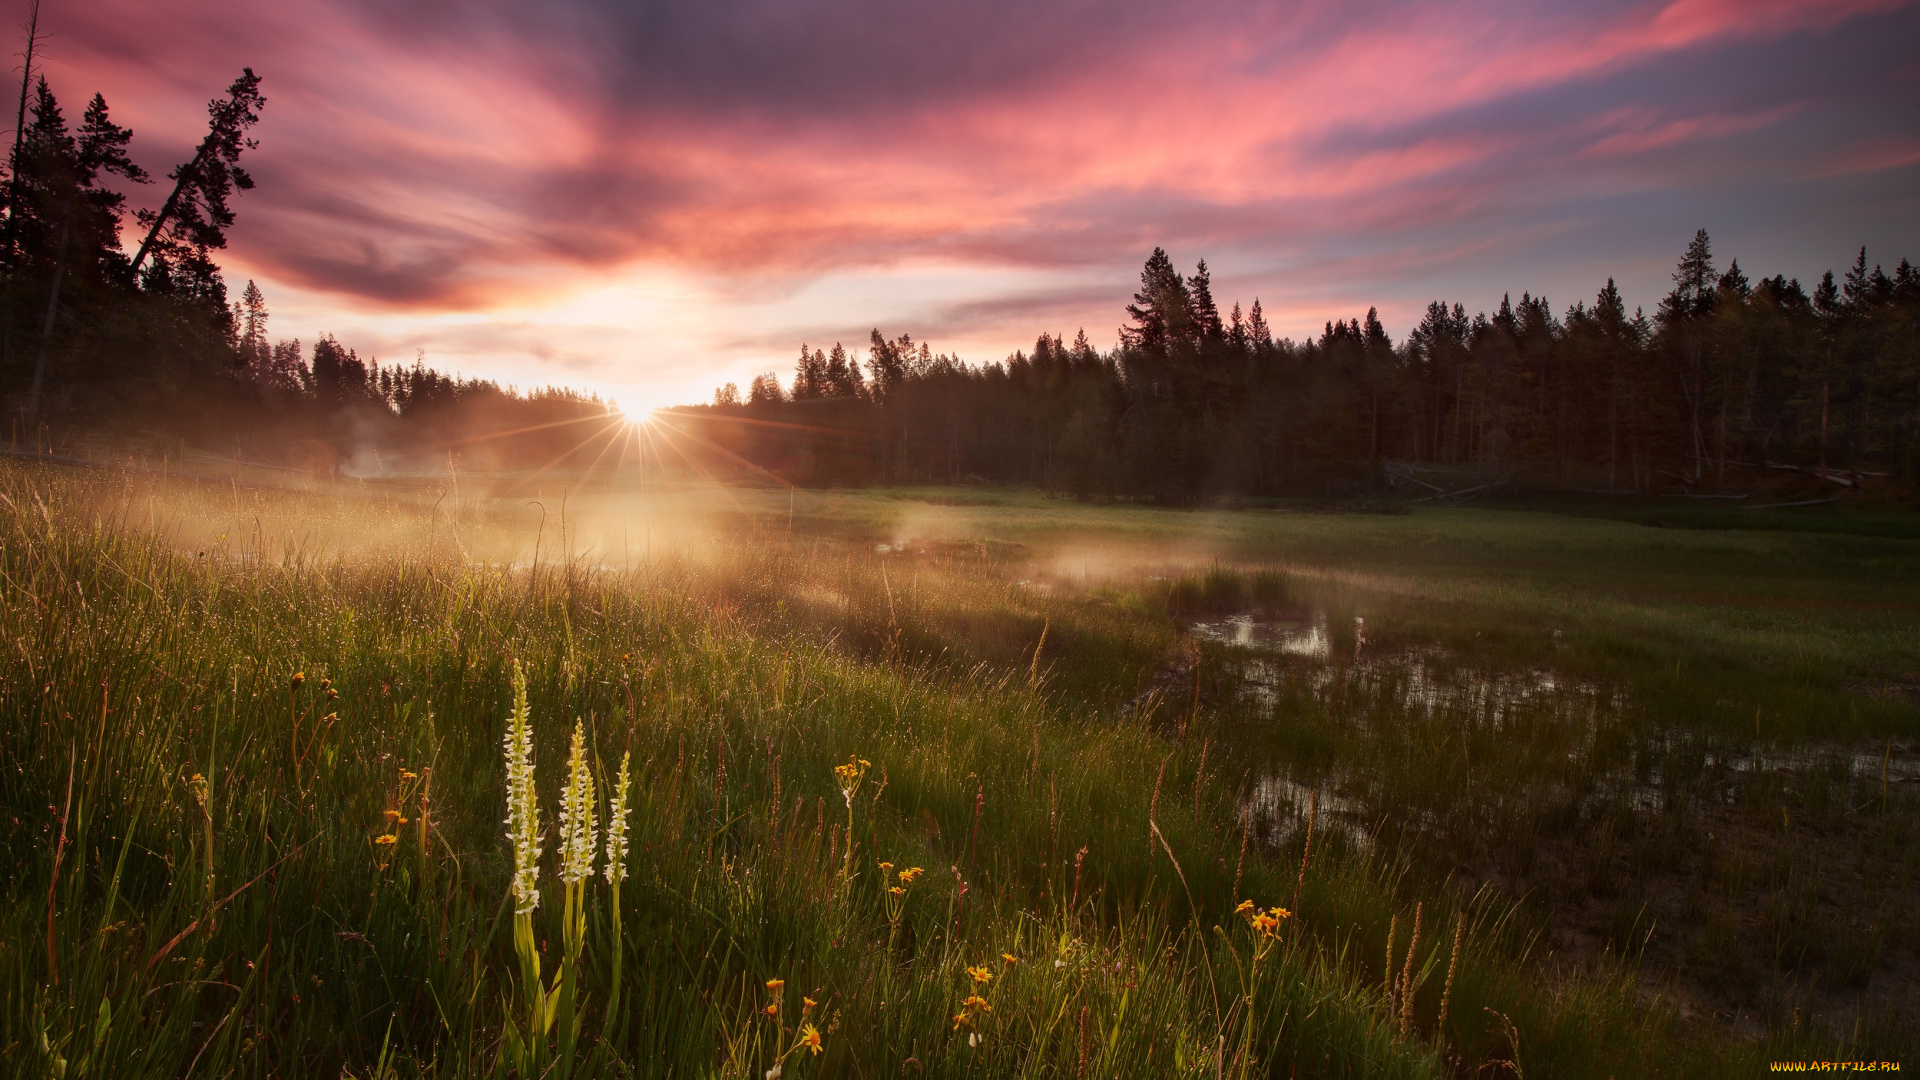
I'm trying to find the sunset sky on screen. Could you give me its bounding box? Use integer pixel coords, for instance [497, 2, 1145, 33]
[26, 0, 1920, 412]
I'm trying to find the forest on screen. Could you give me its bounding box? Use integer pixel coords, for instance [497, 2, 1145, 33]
[687, 242, 1920, 501]
[0, 59, 614, 474]
[4, 52, 1917, 501]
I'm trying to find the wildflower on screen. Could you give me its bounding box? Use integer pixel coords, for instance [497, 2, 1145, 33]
[374, 834, 398, 845]
[400, 770, 419, 780]
[969, 1032, 980, 1048]
[765, 1002, 780, 1016]
[558, 719, 597, 885]
[952, 1012, 972, 1030]
[899, 867, 923, 884]
[799, 1024, 822, 1054]
[966, 965, 992, 986]
[878, 861, 893, 875]
[1245, 904, 1292, 937]
[766, 978, 785, 992]
[963, 995, 991, 1013]
[802, 996, 817, 1012]
[501, 662, 542, 914]
[383, 809, 409, 825]
[1241, 900, 1292, 963]
[889, 886, 906, 897]
[832, 755, 871, 806]
[765, 1067, 782, 1080]
[1002, 952, 1018, 965]
[604, 750, 632, 884]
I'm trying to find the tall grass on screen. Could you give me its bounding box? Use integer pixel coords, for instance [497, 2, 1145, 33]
[0, 462, 1871, 1076]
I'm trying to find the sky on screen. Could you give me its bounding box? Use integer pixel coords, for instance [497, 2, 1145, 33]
[22, 0, 1920, 412]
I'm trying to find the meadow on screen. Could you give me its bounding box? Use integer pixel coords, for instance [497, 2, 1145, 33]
[1, 459, 1915, 1077]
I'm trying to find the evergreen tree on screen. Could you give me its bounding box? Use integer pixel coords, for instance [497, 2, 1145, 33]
[130, 68, 265, 304]
[1246, 299, 1271, 350]
[238, 279, 268, 369]
[792, 344, 827, 400]
[1120, 248, 1192, 351]
[1188, 259, 1224, 342]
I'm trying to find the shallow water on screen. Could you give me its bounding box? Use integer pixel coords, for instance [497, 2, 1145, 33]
[1189, 613, 1333, 658]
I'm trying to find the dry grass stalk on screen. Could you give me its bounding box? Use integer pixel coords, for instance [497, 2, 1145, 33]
[1077, 1004, 1092, 1080]
[1397, 902, 1423, 1037]
[1147, 756, 1168, 856]
[1293, 788, 1317, 911]
[1437, 912, 1464, 1039]
[1231, 812, 1250, 901]
[1383, 912, 1398, 1019]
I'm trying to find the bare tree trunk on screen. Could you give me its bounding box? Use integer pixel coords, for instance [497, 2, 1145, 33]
[24, 213, 66, 419]
[3, 1, 43, 393]
[2, 0, 40, 262]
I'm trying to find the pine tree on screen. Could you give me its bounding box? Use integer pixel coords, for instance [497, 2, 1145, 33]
[825, 342, 859, 397]
[1121, 248, 1193, 350]
[130, 69, 266, 300]
[1188, 259, 1224, 342]
[1246, 299, 1272, 350]
[792, 345, 828, 400]
[238, 279, 268, 368]
[1659, 229, 1718, 477]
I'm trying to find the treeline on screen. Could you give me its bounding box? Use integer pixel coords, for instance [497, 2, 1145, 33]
[0, 45, 614, 474]
[684, 237, 1920, 499]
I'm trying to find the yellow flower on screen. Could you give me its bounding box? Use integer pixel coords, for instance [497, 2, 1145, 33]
[899, 867, 923, 884]
[1244, 903, 1291, 937]
[802, 996, 818, 1012]
[1234, 900, 1254, 916]
[832, 756, 872, 798]
[878, 861, 894, 875]
[963, 995, 991, 1013]
[766, 978, 785, 992]
[966, 965, 992, 986]
[374, 834, 398, 845]
[889, 886, 906, 897]
[400, 770, 419, 780]
[952, 1012, 972, 1030]
[765, 1003, 779, 1016]
[1001, 952, 1018, 965]
[800, 1024, 823, 1054]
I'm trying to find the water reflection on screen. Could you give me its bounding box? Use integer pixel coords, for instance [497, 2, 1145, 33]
[1189, 613, 1331, 658]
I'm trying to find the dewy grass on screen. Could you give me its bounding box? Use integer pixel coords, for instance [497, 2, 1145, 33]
[0, 460, 1910, 1076]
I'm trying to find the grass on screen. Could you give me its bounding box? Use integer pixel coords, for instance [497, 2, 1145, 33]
[0, 463, 1913, 1076]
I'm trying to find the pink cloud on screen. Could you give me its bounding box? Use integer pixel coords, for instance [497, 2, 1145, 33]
[1821, 136, 1920, 175]
[24, 0, 1915, 380]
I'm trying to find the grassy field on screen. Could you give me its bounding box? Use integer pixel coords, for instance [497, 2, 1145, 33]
[1, 463, 1915, 1077]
